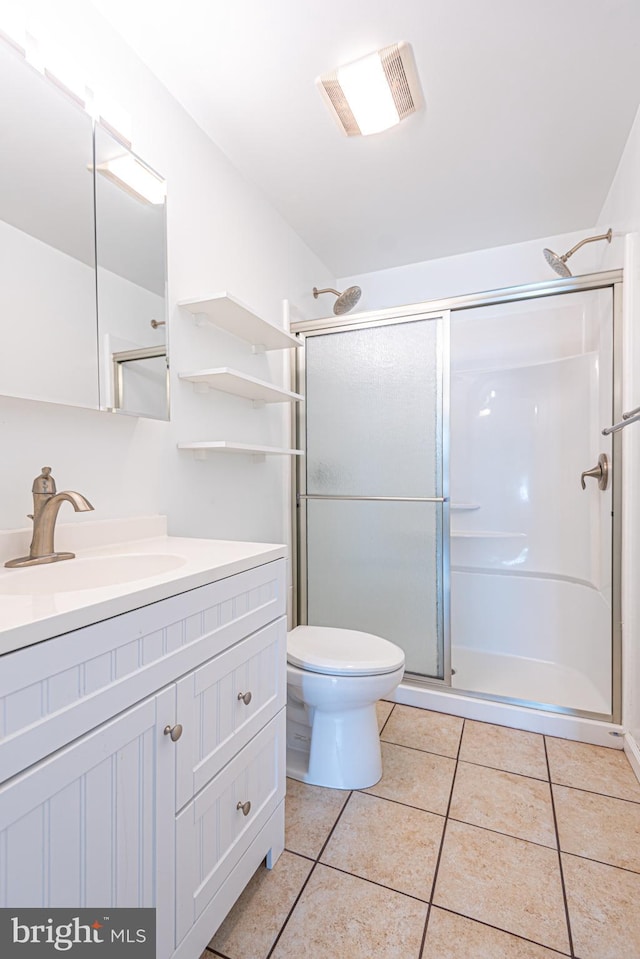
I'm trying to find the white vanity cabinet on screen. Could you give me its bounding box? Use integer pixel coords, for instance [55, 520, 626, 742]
[0, 556, 287, 959]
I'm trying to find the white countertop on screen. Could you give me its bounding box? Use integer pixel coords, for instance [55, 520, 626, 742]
[0, 517, 286, 656]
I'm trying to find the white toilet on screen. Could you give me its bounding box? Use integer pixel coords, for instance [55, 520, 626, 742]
[286, 625, 405, 790]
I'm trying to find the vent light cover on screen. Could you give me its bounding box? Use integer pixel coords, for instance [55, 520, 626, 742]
[317, 41, 424, 137]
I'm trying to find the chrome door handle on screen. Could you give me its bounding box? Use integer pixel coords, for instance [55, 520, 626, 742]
[581, 453, 609, 490]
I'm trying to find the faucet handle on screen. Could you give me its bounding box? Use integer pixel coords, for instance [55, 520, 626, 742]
[32, 467, 56, 495]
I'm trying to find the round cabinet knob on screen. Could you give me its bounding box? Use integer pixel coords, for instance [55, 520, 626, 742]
[237, 691, 252, 705]
[163, 723, 183, 742]
[236, 800, 251, 817]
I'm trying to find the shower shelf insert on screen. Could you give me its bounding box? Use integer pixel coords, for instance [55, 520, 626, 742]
[178, 367, 303, 405]
[177, 441, 304, 460]
[178, 292, 301, 351]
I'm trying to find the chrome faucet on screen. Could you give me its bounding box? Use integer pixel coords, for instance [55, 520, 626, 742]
[5, 467, 94, 568]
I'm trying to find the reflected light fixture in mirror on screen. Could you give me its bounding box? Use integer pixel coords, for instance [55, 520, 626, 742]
[96, 155, 167, 205]
[317, 41, 424, 136]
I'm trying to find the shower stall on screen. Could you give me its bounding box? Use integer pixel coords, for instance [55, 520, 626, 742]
[293, 271, 623, 729]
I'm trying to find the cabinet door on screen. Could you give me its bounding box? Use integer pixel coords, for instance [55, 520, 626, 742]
[175, 616, 286, 810]
[175, 710, 285, 947]
[0, 688, 175, 929]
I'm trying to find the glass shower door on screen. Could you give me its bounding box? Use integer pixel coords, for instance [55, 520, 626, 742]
[449, 288, 614, 715]
[299, 312, 448, 680]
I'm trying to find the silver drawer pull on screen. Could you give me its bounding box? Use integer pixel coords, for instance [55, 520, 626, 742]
[163, 723, 183, 742]
[237, 691, 252, 705]
[236, 800, 251, 817]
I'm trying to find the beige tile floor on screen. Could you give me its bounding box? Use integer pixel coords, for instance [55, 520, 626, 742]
[203, 703, 640, 959]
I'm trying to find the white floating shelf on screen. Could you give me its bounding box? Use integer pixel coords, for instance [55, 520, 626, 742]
[178, 367, 303, 404]
[178, 292, 300, 351]
[177, 441, 304, 459]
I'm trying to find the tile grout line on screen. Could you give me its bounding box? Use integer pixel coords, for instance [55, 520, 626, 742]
[544, 735, 575, 958]
[453, 755, 550, 783]
[418, 717, 466, 959]
[384, 738, 640, 803]
[381, 736, 460, 762]
[357, 785, 640, 874]
[560, 847, 640, 877]
[355, 788, 448, 818]
[378, 702, 396, 738]
[432, 905, 572, 958]
[546, 778, 640, 805]
[263, 789, 354, 959]
[317, 859, 431, 904]
[445, 815, 558, 852]
[296, 858, 573, 958]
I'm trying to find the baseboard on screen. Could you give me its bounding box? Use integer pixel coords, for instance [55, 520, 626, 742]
[392, 682, 625, 748]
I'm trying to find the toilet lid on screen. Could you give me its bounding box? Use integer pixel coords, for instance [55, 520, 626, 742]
[287, 625, 405, 677]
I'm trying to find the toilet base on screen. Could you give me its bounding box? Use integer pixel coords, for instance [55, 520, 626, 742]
[286, 701, 382, 790]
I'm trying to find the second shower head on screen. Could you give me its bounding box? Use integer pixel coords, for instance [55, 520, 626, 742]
[313, 285, 362, 315]
[543, 228, 612, 277]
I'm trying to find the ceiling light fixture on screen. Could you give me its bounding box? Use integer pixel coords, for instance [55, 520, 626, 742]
[96, 155, 166, 205]
[317, 41, 423, 137]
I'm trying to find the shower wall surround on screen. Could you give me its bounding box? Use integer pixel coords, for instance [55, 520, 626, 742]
[449, 289, 614, 715]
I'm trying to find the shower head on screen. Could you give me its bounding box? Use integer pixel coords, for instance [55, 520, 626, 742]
[543, 229, 612, 277]
[543, 247, 573, 278]
[313, 285, 362, 315]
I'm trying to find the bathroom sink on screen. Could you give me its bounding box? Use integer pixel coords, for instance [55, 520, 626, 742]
[0, 553, 187, 595]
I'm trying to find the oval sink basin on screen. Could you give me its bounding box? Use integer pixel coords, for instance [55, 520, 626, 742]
[0, 553, 187, 595]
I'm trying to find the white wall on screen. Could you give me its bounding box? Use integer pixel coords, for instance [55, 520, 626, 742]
[594, 103, 640, 745]
[337, 227, 624, 313]
[0, 218, 97, 408]
[0, 1, 334, 555]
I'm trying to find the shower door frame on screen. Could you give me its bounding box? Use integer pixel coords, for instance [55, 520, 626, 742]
[292, 269, 624, 724]
[293, 308, 451, 684]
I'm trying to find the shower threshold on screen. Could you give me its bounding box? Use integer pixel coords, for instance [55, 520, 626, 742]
[449, 645, 610, 716]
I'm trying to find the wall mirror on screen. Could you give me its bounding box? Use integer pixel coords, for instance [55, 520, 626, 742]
[0, 41, 169, 420]
[95, 125, 168, 420]
[0, 41, 98, 409]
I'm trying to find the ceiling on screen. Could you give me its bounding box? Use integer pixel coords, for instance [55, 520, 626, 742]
[89, 0, 640, 277]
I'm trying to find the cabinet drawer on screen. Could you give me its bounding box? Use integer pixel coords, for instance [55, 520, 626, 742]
[175, 616, 286, 810]
[0, 560, 285, 783]
[175, 709, 285, 948]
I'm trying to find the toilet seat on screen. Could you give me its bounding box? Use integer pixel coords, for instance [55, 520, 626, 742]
[287, 625, 405, 677]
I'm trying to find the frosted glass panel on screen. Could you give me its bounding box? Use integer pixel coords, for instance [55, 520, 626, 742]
[307, 500, 444, 678]
[305, 319, 442, 497]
